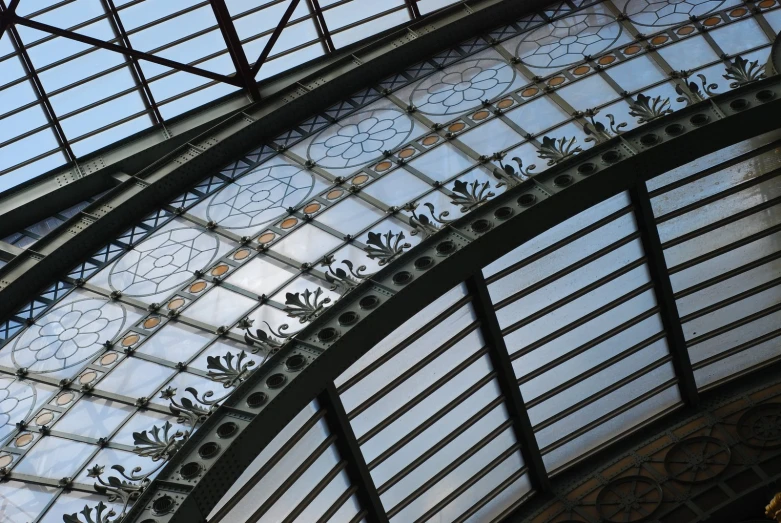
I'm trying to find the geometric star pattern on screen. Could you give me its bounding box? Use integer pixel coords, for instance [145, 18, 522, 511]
[207, 165, 314, 231]
[624, 0, 726, 26]
[109, 228, 219, 298]
[11, 298, 126, 373]
[517, 12, 622, 69]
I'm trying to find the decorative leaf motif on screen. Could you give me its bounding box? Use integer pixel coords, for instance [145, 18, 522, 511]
[320, 255, 370, 293]
[241, 317, 285, 353]
[724, 56, 765, 88]
[628, 93, 672, 124]
[206, 351, 256, 388]
[450, 180, 495, 212]
[132, 421, 186, 461]
[537, 136, 583, 166]
[583, 109, 626, 144]
[63, 502, 116, 523]
[494, 157, 536, 188]
[283, 287, 331, 323]
[364, 231, 411, 265]
[403, 202, 451, 238]
[161, 386, 211, 427]
[675, 73, 718, 105]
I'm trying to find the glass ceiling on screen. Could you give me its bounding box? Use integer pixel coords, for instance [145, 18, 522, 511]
[0, 0, 781, 519]
[0, 0, 463, 194]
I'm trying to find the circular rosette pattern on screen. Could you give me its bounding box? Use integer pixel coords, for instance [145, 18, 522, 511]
[207, 165, 314, 231]
[109, 227, 219, 298]
[307, 108, 414, 170]
[517, 12, 622, 70]
[411, 59, 515, 115]
[11, 298, 126, 373]
[0, 378, 36, 440]
[624, 0, 726, 27]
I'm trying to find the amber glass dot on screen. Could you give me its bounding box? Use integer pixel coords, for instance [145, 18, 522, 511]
[121, 334, 139, 347]
[597, 55, 616, 65]
[100, 353, 119, 366]
[421, 135, 440, 146]
[448, 122, 466, 132]
[572, 65, 591, 75]
[280, 217, 298, 229]
[759, 0, 775, 7]
[143, 316, 161, 329]
[326, 189, 343, 200]
[703, 16, 721, 26]
[497, 98, 514, 109]
[168, 298, 185, 310]
[651, 35, 669, 45]
[15, 434, 33, 447]
[0, 455, 12, 468]
[233, 248, 251, 260]
[36, 412, 54, 426]
[374, 161, 392, 172]
[80, 371, 98, 384]
[521, 87, 539, 97]
[624, 45, 641, 55]
[472, 110, 490, 121]
[352, 174, 370, 185]
[398, 148, 416, 158]
[548, 76, 566, 86]
[257, 232, 275, 244]
[676, 26, 695, 35]
[57, 392, 75, 406]
[303, 203, 321, 214]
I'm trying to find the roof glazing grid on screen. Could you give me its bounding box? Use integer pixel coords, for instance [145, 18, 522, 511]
[0, 0, 778, 518]
[0, 0, 465, 195]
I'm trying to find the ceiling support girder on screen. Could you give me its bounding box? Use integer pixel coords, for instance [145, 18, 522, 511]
[465, 272, 552, 494]
[307, 0, 335, 54]
[0, 0, 18, 40]
[13, 16, 242, 87]
[319, 384, 390, 523]
[629, 183, 700, 407]
[252, 0, 302, 77]
[209, 0, 261, 101]
[120, 75, 781, 522]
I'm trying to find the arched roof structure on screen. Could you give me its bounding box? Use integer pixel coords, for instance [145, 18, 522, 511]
[0, 0, 781, 522]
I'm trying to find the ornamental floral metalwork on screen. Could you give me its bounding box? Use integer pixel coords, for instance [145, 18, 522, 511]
[674, 72, 718, 106]
[68, 421, 188, 523]
[724, 56, 765, 88]
[494, 157, 536, 188]
[364, 231, 411, 265]
[537, 136, 582, 166]
[403, 202, 452, 238]
[206, 351, 256, 388]
[450, 179, 495, 212]
[160, 386, 211, 427]
[63, 501, 116, 523]
[283, 288, 331, 323]
[628, 93, 673, 124]
[320, 255, 369, 293]
[242, 318, 286, 352]
[583, 108, 627, 144]
[767, 492, 781, 521]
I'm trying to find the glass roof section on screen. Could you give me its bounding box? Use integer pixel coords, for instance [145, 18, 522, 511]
[0, 0, 464, 194]
[0, 0, 780, 519]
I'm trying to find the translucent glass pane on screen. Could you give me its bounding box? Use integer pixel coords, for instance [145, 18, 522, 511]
[0, 481, 55, 523]
[13, 437, 93, 478]
[182, 287, 257, 327]
[135, 322, 213, 363]
[52, 396, 133, 438]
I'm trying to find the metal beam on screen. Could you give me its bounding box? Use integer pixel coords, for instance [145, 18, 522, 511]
[307, 0, 335, 53]
[629, 183, 700, 407]
[100, 0, 164, 126]
[465, 272, 551, 493]
[251, 0, 302, 77]
[210, 0, 261, 101]
[319, 384, 390, 523]
[0, 0, 18, 41]
[6, 23, 76, 164]
[14, 16, 241, 86]
[404, 0, 421, 19]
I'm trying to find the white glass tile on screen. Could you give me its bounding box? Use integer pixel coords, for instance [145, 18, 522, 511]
[182, 287, 258, 327]
[13, 436, 93, 479]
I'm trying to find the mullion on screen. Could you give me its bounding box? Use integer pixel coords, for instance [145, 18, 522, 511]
[451, 468, 529, 523]
[467, 272, 550, 493]
[412, 445, 523, 523]
[346, 321, 479, 420]
[320, 384, 389, 523]
[653, 168, 781, 224]
[493, 237, 643, 313]
[531, 355, 673, 432]
[248, 434, 338, 523]
[315, 485, 359, 523]
[680, 274, 781, 323]
[662, 193, 781, 252]
[209, 409, 327, 522]
[337, 295, 472, 393]
[356, 348, 490, 446]
[524, 330, 667, 409]
[385, 420, 513, 518]
[376, 396, 506, 494]
[366, 372, 497, 471]
[668, 220, 781, 275]
[540, 380, 679, 456]
[485, 205, 634, 284]
[280, 460, 348, 523]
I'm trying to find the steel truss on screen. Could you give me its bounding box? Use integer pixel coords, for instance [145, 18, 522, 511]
[0, 2, 779, 521]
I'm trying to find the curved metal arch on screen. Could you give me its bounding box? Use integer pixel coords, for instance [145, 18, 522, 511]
[122, 72, 781, 522]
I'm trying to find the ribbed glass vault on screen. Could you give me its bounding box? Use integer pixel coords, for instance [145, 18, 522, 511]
[0, 0, 780, 520]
